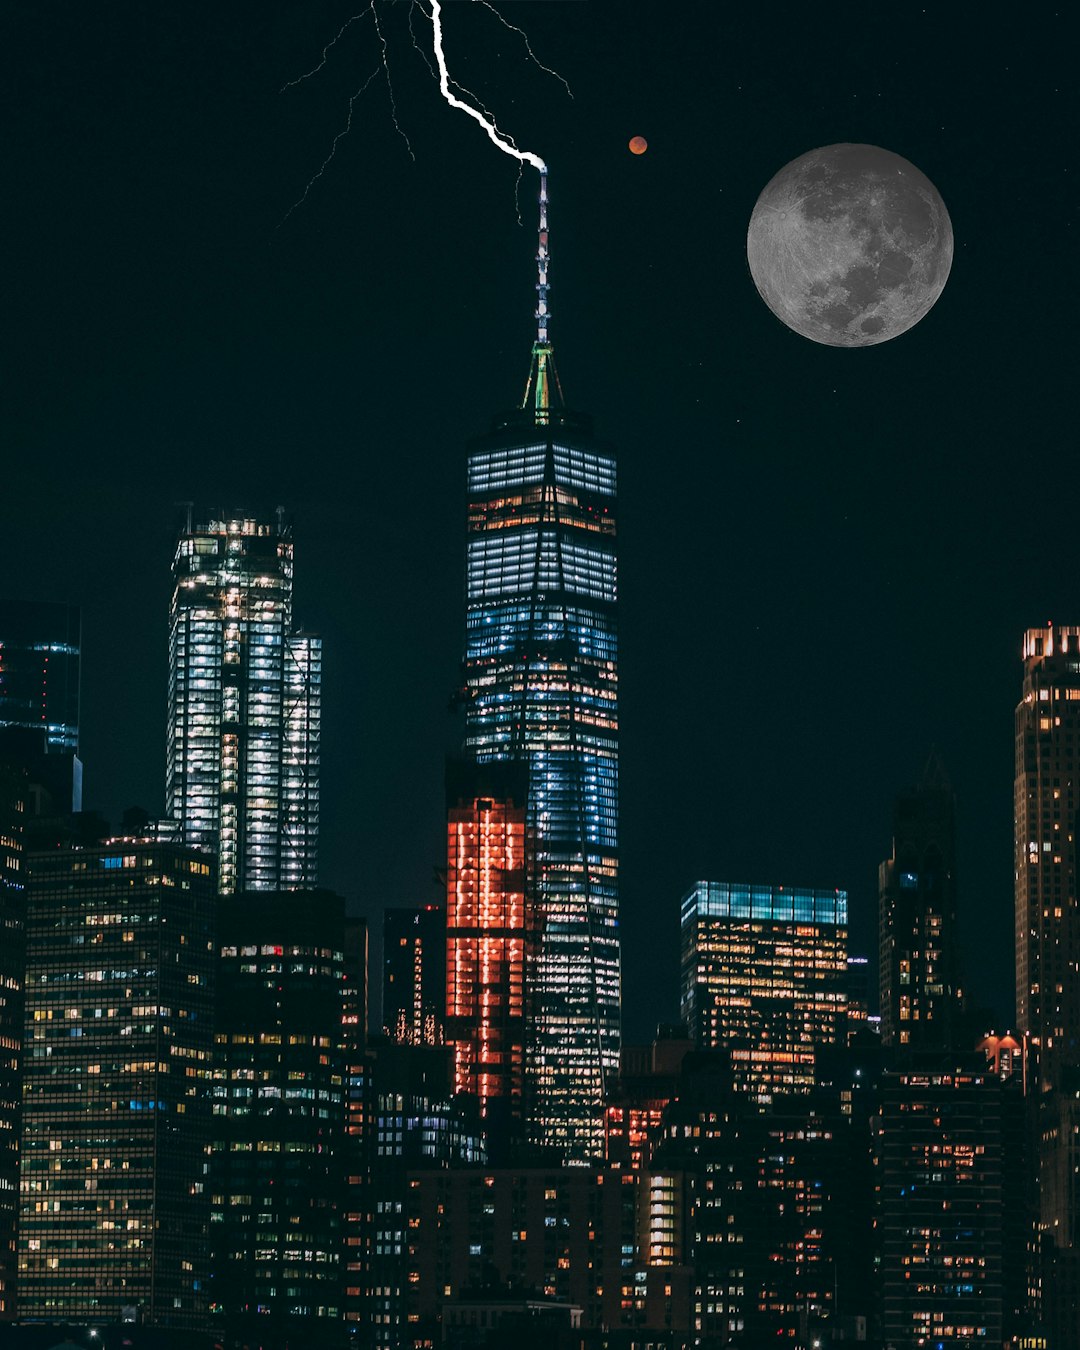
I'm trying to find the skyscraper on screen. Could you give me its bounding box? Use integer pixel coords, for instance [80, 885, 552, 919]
[1015, 623, 1080, 1341]
[680, 881, 848, 1100]
[167, 513, 321, 894]
[461, 338, 620, 1159]
[876, 1062, 1007, 1348]
[18, 827, 216, 1327]
[878, 751, 962, 1051]
[445, 759, 535, 1148]
[209, 890, 347, 1342]
[0, 760, 25, 1320]
[1016, 625, 1080, 1086]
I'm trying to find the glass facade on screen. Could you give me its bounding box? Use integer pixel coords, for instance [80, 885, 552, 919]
[0, 600, 81, 755]
[167, 515, 321, 895]
[680, 881, 848, 1101]
[17, 836, 216, 1327]
[463, 411, 620, 1161]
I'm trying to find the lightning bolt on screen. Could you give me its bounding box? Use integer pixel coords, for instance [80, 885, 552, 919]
[427, 0, 546, 174]
[281, 0, 567, 226]
[369, 0, 414, 160]
[471, 0, 573, 100]
[279, 66, 381, 226]
[281, 11, 369, 92]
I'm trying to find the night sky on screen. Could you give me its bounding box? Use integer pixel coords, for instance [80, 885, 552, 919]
[5, 2, 1077, 1040]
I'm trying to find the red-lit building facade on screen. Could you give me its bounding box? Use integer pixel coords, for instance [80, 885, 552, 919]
[445, 763, 535, 1147]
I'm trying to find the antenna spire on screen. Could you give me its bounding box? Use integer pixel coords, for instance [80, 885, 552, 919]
[523, 167, 562, 426]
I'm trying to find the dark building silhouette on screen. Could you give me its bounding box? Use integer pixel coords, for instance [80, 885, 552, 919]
[878, 752, 962, 1052]
[404, 1165, 648, 1340]
[383, 903, 446, 1046]
[208, 889, 348, 1345]
[362, 1040, 484, 1349]
[341, 916, 368, 1336]
[17, 827, 216, 1328]
[603, 1023, 693, 1171]
[876, 1059, 1009, 1348]
[0, 600, 81, 756]
[649, 1052, 872, 1345]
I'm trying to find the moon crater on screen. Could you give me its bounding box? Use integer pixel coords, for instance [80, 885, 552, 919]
[746, 144, 953, 347]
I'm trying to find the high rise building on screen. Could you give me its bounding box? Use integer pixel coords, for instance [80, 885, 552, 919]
[876, 1061, 1008, 1348]
[0, 600, 80, 754]
[680, 881, 848, 1100]
[1016, 625, 1080, 1085]
[1015, 624, 1080, 1343]
[445, 759, 534, 1149]
[383, 904, 446, 1046]
[0, 760, 25, 1320]
[208, 889, 348, 1343]
[878, 751, 962, 1051]
[17, 828, 216, 1328]
[461, 340, 620, 1160]
[167, 512, 321, 895]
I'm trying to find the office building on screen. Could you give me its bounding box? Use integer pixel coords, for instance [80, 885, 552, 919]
[383, 904, 446, 1046]
[879, 752, 962, 1051]
[461, 341, 620, 1160]
[1015, 625, 1080, 1342]
[876, 1062, 1007, 1348]
[404, 1166, 647, 1337]
[680, 881, 848, 1100]
[445, 759, 534, 1148]
[0, 600, 80, 755]
[17, 829, 216, 1328]
[0, 760, 25, 1319]
[208, 889, 348, 1343]
[363, 1040, 485, 1349]
[167, 512, 321, 895]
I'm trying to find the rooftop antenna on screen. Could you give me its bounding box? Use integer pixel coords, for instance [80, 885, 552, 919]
[522, 168, 563, 426]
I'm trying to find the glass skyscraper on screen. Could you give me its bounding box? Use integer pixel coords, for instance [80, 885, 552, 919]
[462, 359, 619, 1160]
[167, 513, 321, 895]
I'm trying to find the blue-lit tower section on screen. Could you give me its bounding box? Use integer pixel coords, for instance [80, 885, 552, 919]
[463, 399, 620, 1161]
[167, 514, 321, 895]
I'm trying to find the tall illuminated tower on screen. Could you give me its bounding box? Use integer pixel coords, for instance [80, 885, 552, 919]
[461, 175, 620, 1160]
[167, 513, 320, 895]
[445, 759, 535, 1152]
[1015, 625, 1080, 1337]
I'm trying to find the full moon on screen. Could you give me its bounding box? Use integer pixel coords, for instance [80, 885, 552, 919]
[629, 136, 648, 155]
[746, 143, 953, 347]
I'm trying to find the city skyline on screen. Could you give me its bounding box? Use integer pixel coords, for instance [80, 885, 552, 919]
[5, 2, 1076, 1047]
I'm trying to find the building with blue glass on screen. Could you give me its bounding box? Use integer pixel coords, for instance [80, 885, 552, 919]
[680, 881, 848, 1101]
[461, 354, 620, 1161]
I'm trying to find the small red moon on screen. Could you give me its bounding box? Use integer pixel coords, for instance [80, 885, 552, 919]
[629, 136, 648, 155]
